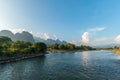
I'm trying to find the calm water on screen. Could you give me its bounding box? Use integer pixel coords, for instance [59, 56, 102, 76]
[0, 50, 120, 80]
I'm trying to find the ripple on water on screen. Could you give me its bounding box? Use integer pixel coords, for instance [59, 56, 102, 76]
[0, 50, 120, 80]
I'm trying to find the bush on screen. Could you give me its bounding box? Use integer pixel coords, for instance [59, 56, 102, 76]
[32, 42, 47, 53]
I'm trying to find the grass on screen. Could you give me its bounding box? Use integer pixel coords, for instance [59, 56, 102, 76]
[113, 49, 120, 55]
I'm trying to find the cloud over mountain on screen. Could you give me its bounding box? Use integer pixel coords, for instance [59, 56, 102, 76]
[81, 27, 106, 45]
[115, 35, 120, 43]
[0, 30, 34, 43]
[82, 32, 89, 43]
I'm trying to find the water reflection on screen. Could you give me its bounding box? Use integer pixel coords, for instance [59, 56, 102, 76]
[82, 51, 90, 67]
[0, 64, 14, 80]
[0, 56, 46, 80]
[117, 56, 120, 60]
[0, 51, 120, 80]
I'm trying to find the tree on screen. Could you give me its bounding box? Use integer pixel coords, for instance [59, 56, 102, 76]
[66, 43, 75, 50]
[0, 36, 12, 44]
[76, 45, 93, 50]
[58, 44, 66, 50]
[0, 36, 12, 55]
[10, 41, 32, 54]
[32, 42, 47, 53]
[49, 43, 59, 49]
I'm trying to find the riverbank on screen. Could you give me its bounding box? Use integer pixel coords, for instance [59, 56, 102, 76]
[113, 49, 120, 55]
[48, 49, 95, 53]
[48, 49, 79, 53]
[0, 50, 118, 80]
[0, 53, 47, 64]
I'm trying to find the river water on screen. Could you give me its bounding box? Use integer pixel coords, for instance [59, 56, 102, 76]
[0, 50, 120, 80]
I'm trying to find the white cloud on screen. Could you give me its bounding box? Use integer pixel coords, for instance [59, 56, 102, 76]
[90, 38, 113, 46]
[70, 40, 77, 44]
[30, 31, 34, 34]
[43, 33, 50, 40]
[70, 40, 81, 45]
[82, 32, 89, 44]
[0, 26, 57, 40]
[53, 34, 58, 40]
[0, 27, 27, 34]
[34, 32, 50, 40]
[9, 28, 27, 34]
[89, 27, 106, 32]
[115, 35, 120, 43]
[81, 27, 106, 45]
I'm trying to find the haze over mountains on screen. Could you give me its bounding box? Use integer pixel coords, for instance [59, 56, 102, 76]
[0, 30, 67, 45]
[0, 30, 120, 48]
[0, 30, 35, 43]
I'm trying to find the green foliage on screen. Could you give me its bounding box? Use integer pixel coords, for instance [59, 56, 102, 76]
[11, 41, 32, 49]
[0, 36, 12, 44]
[66, 43, 75, 50]
[58, 44, 66, 50]
[49, 43, 93, 51]
[10, 41, 32, 54]
[32, 42, 47, 53]
[76, 45, 93, 50]
[0, 36, 47, 56]
[0, 35, 94, 57]
[49, 43, 75, 50]
[0, 36, 12, 54]
[48, 43, 59, 49]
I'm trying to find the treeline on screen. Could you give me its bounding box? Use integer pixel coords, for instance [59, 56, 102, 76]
[0, 36, 47, 56]
[0, 36, 94, 57]
[48, 43, 94, 51]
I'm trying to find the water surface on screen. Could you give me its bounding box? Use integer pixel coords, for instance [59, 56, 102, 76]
[0, 50, 120, 80]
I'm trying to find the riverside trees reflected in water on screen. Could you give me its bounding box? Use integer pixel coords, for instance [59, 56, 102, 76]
[0, 50, 120, 80]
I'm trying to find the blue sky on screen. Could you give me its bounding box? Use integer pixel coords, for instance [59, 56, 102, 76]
[0, 0, 120, 46]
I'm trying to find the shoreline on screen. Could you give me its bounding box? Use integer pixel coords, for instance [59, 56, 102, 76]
[47, 49, 96, 53]
[48, 49, 82, 53]
[0, 50, 96, 64]
[0, 53, 47, 64]
[113, 49, 120, 55]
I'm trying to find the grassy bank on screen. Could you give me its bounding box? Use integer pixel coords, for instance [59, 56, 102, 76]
[113, 49, 120, 55]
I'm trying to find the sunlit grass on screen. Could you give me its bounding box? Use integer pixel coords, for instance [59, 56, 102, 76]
[113, 49, 120, 55]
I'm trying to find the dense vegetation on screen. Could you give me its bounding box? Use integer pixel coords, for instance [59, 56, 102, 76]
[0, 36, 94, 57]
[0, 36, 47, 56]
[48, 43, 94, 51]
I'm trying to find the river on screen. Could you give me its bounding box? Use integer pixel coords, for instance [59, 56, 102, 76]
[0, 50, 120, 80]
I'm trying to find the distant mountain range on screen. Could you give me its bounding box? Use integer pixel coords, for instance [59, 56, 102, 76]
[1, 30, 119, 48]
[0, 30, 35, 43]
[0, 30, 68, 45]
[34, 37, 67, 45]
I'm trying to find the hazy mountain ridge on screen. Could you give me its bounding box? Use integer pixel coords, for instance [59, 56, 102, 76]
[0, 30, 34, 43]
[0, 30, 68, 45]
[34, 37, 67, 45]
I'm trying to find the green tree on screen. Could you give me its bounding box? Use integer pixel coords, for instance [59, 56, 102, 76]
[66, 43, 75, 50]
[49, 43, 59, 49]
[10, 41, 32, 54]
[0, 36, 12, 44]
[0, 36, 12, 55]
[58, 44, 66, 50]
[32, 42, 47, 53]
[76, 45, 93, 50]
